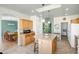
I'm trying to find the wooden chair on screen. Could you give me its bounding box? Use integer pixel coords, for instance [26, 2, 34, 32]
[4, 32, 9, 40]
[12, 32, 18, 41]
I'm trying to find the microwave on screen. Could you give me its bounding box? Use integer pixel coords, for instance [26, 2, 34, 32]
[23, 29, 31, 34]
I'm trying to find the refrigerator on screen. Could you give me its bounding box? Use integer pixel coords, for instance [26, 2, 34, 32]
[70, 18, 79, 53]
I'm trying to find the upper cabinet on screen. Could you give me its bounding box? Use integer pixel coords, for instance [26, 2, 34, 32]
[28, 20, 33, 29]
[20, 19, 33, 29]
[71, 18, 79, 24]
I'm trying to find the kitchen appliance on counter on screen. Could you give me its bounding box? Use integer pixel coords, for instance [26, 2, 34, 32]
[23, 29, 31, 34]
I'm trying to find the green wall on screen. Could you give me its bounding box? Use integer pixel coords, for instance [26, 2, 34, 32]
[1, 20, 18, 37]
[0, 20, 1, 39]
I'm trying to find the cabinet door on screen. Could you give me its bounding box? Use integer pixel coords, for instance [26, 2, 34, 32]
[25, 20, 28, 29]
[20, 19, 33, 29]
[52, 37, 57, 53]
[20, 20, 23, 29]
[28, 21, 33, 29]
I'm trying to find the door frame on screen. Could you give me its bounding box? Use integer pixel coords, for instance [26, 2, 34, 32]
[61, 22, 68, 38]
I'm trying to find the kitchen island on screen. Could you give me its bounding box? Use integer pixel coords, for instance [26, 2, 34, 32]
[37, 34, 57, 54]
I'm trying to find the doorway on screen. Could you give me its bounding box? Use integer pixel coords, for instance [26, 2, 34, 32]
[61, 22, 68, 39]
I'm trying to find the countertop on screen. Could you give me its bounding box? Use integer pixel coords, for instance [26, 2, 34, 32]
[36, 34, 57, 40]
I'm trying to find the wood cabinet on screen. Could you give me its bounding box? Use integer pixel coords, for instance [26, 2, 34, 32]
[23, 32, 35, 45]
[20, 19, 33, 29]
[52, 36, 57, 53]
[20, 19, 34, 46]
[71, 18, 79, 24]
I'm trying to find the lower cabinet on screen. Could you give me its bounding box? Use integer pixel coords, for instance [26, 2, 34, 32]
[52, 36, 57, 53]
[23, 32, 35, 45]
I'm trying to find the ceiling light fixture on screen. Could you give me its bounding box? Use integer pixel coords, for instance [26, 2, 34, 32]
[36, 4, 61, 12]
[42, 19, 45, 23]
[48, 21, 50, 24]
[42, 4, 45, 6]
[32, 10, 34, 13]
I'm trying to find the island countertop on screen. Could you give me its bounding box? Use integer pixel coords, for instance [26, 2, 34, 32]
[36, 34, 57, 40]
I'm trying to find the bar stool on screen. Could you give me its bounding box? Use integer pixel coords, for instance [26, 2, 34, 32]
[34, 39, 39, 54]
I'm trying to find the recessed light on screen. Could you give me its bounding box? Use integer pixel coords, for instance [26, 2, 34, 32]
[65, 8, 69, 11]
[42, 19, 45, 23]
[48, 21, 50, 24]
[32, 10, 34, 13]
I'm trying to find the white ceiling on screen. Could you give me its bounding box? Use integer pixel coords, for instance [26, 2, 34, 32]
[0, 4, 79, 17]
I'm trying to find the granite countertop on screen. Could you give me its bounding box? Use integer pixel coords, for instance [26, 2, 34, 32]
[36, 34, 57, 40]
